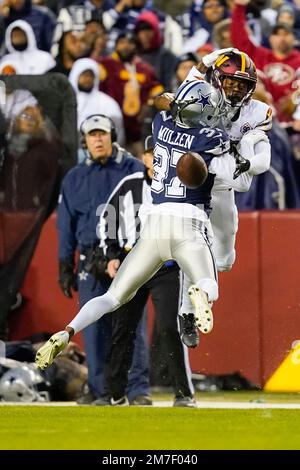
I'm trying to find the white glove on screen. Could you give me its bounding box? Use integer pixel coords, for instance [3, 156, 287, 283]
[202, 48, 240, 68]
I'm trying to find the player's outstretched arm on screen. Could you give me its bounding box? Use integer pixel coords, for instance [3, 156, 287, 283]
[210, 153, 253, 192]
[153, 92, 175, 110]
[239, 130, 271, 175]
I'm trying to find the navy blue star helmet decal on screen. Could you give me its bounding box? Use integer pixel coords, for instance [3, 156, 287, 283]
[197, 90, 212, 110]
[219, 139, 228, 152]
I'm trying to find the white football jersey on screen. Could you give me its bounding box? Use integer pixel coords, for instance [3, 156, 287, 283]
[183, 66, 273, 141]
[221, 99, 272, 142]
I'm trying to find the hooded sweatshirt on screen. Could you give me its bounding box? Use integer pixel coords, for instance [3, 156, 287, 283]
[1, 20, 56, 74]
[68, 58, 125, 145]
[134, 11, 177, 89]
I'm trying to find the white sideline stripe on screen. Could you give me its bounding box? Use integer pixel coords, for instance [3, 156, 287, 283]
[154, 402, 300, 409]
[1, 401, 300, 409]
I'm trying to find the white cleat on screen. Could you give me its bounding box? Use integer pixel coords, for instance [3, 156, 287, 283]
[188, 285, 213, 334]
[35, 331, 69, 370]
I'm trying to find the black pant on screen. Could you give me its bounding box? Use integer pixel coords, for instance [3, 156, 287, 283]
[0, 218, 43, 339]
[106, 264, 192, 400]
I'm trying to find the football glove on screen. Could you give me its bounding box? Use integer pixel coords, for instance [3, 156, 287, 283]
[233, 156, 251, 180]
[58, 258, 78, 298]
[202, 47, 240, 68]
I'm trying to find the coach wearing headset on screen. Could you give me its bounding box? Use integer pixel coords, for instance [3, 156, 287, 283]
[56, 114, 150, 404]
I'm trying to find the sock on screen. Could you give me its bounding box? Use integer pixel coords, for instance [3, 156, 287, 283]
[68, 291, 120, 334]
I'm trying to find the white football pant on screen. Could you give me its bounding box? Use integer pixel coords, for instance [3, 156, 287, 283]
[68, 211, 218, 334]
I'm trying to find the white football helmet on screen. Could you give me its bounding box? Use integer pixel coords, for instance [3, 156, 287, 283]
[171, 79, 224, 128]
[0, 365, 49, 402]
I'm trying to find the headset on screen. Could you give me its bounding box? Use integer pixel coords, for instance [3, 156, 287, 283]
[79, 114, 117, 149]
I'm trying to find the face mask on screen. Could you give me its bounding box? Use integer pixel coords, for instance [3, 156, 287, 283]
[12, 42, 28, 51]
[78, 84, 94, 93]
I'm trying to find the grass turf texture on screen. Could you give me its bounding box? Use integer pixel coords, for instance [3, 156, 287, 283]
[1, 392, 300, 450]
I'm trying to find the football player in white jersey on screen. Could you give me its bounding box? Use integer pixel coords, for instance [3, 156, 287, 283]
[35, 80, 258, 371]
[155, 48, 272, 347]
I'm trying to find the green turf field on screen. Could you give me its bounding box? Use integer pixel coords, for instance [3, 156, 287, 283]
[1, 392, 300, 450]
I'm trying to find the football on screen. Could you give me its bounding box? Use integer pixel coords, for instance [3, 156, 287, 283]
[176, 152, 208, 189]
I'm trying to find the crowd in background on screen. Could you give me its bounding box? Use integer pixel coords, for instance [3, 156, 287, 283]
[0, 0, 300, 403]
[0, 0, 299, 208]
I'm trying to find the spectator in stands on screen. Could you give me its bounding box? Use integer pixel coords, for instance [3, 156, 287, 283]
[84, 19, 109, 59]
[0, 59, 38, 123]
[49, 31, 89, 76]
[275, 3, 300, 43]
[231, 0, 300, 123]
[0, 0, 55, 51]
[226, 0, 273, 46]
[0, 105, 61, 340]
[179, 0, 227, 54]
[57, 114, 149, 403]
[51, 0, 128, 55]
[236, 78, 300, 210]
[68, 57, 125, 147]
[170, 52, 199, 93]
[134, 11, 178, 89]
[99, 32, 163, 156]
[0, 20, 55, 73]
[212, 17, 232, 48]
[106, 0, 183, 55]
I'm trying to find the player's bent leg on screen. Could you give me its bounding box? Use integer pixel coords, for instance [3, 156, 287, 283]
[211, 189, 238, 272]
[173, 221, 218, 337]
[109, 233, 164, 304]
[68, 236, 163, 335]
[35, 331, 70, 370]
[36, 222, 163, 370]
[216, 246, 236, 272]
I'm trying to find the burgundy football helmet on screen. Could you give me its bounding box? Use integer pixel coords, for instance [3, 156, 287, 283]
[211, 51, 257, 108]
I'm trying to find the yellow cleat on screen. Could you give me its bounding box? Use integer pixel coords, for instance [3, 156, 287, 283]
[35, 331, 69, 370]
[188, 285, 213, 334]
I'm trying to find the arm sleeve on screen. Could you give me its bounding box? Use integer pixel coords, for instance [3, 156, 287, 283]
[239, 131, 271, 175]
[182, 66, 206, 85]
[209, 153, 253, 192]
[231, 5, 270, 62]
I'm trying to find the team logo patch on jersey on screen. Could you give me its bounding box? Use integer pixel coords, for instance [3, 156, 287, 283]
[240, 122, 252, 134]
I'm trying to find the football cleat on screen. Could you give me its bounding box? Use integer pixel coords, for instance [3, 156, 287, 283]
[188, 285, 213, 334]
[179, 313, 199, 348]
[35, 331, 69, 370]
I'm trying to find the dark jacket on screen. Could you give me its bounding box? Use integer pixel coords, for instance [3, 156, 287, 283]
[4, 0, 55, 51]
[57, 145, 144, 259]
